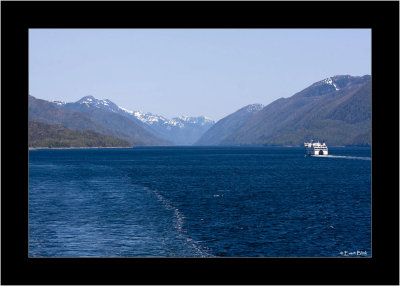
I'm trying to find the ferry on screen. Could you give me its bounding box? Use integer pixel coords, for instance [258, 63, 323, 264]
[304, 140, 328, 156]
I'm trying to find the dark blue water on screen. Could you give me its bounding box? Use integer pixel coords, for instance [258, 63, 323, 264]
[29, 146, 371, 257]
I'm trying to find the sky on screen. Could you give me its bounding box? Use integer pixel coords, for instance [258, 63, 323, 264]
[29, 29, 371, 121]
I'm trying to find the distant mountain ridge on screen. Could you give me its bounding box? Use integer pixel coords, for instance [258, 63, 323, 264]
[195, 75, 371, 146]
[53, 96, 215, 145]
[30, 95, 215, 146]
[134, 114, 215, 145]
[29, 95, 170, 146]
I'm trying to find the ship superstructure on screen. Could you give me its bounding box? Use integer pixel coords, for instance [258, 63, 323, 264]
[304, 140, 328, 156]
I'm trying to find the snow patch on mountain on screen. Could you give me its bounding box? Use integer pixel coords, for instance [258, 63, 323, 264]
[323, 77, 340, 91]
[173, 116, 215, 126]
[118, 106, 134, 115]
[245, 104, 264, 113]
[315, 77, 341, 91]
[130, 111, 177, 126]
[51, 100, 66, 106]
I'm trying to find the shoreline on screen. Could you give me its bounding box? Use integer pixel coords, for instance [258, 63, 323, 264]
[28, 145, 371, 151]
[29, 146, 132, 151]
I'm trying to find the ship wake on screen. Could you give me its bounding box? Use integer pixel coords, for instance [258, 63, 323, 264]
[318, 155, 371, 160]
[143, 186, 213, 257]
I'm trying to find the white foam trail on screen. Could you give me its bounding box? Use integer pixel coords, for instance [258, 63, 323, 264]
[145, 187, 212, 257]
[318, 155, 371, 160]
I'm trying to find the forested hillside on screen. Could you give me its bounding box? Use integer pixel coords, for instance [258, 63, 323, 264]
[29, 121, 131, 148]
[196, 75, 371, 146]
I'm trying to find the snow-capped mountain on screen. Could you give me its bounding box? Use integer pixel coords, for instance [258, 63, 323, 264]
[124, 110, 215, 145]
[119, 109, 214, 130]
[51, 95, 215, 145]
[173, 115, 215, 126]
[130, 111, 184, 128]
[77, 95, 121, 113]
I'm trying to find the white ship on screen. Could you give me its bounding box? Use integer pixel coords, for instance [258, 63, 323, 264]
[304, 140, 328, 156]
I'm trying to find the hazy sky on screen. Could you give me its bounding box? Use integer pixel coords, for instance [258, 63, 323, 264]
[29, 29, 371, 121]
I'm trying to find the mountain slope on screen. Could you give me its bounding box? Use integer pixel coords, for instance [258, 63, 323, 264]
[29, 95, 169, 146]
[228, 75, 371, 146]
[29, 121, 131, 148]
[60, 99, 171, 146]
[196, 75, 371, 146]
[29, 95, 121, 136]
[194, 104, 264, 145]
[60, 96, 215, 145]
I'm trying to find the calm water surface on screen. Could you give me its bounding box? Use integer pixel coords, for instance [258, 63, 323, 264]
[29, 146, 371, 257]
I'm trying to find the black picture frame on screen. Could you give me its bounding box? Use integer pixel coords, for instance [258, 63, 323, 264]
[2, 1, 399, 285]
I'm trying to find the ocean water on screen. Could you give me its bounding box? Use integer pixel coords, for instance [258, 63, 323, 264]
[29, 146, 371, 257]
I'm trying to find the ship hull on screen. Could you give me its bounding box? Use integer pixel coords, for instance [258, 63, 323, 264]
[306, 149, 328, 156]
